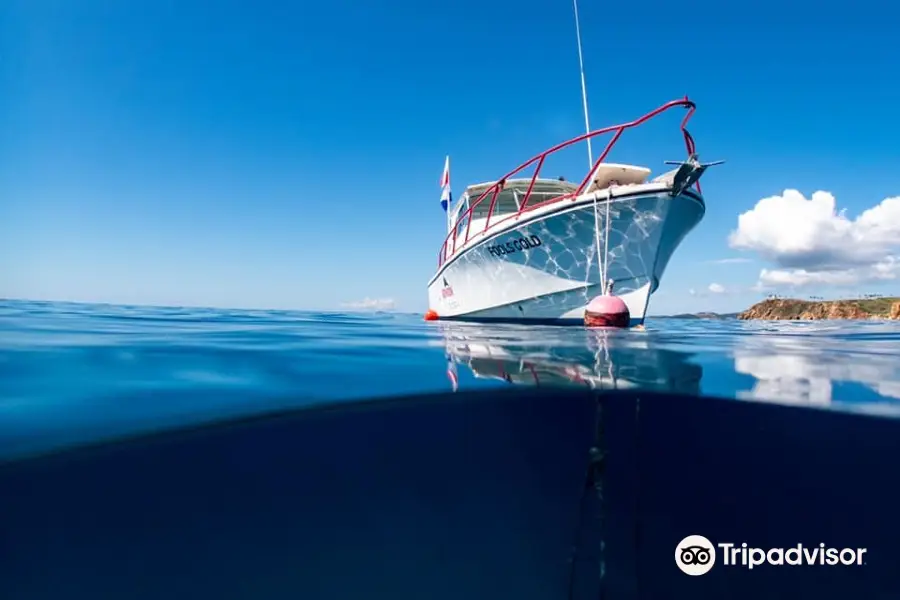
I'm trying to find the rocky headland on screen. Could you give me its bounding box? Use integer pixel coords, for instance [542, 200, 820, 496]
[738, 297, 900, 321]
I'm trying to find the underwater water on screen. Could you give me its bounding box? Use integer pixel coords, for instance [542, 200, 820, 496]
[2, 298, 900, 460]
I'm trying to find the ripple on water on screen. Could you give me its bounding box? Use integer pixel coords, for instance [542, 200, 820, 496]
[2, 299, 900, 461]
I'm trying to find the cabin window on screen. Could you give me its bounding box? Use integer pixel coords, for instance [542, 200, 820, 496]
[461, 179, 579, 222]
[471, 189, 520, 219]
[455, 212, 470, 241]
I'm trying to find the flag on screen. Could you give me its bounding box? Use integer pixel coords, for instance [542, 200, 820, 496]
[440, 155, 452, 212]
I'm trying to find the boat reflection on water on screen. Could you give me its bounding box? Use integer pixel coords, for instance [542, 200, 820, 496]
[437, 319, 900, 416]
[439, 322, 703, 395]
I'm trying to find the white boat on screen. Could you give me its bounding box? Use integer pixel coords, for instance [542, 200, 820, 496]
[427, 99, 720, 326]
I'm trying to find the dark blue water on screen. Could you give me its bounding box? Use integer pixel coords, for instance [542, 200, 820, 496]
[2, 298, 900, 460]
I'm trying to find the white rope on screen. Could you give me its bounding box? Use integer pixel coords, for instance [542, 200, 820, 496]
[604, 186, 612, 291]
[592, 191, 604, 290]
[593, 186, 614, 293]
[604, 331, 614, 388]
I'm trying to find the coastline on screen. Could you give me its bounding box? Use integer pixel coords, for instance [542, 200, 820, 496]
[737, 297, 900, 321]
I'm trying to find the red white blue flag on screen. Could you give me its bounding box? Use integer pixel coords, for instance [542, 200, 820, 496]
[440, 155, 452, 212]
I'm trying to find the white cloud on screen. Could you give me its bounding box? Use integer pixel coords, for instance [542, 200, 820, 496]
[341, 297, 396, 311]
[729, 189, 900, 288]
[707, 257, 752, 264]
[735, 345, 900, 405]
[758, 259, 900, 288]
[685, 284, 732, 298]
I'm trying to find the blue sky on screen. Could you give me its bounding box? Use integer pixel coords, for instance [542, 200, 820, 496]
[2, 0, 899, 315]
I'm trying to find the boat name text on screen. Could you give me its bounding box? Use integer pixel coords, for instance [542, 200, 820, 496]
[487, 235, 543, 257]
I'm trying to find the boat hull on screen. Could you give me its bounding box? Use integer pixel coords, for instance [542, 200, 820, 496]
[427, 189, 705, 325]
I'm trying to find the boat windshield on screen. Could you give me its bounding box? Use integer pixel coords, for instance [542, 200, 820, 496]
[466, 179, 577, 220]
[449, 194, 469, 231]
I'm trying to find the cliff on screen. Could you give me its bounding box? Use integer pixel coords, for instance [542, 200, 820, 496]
[738, 297, 900, 321]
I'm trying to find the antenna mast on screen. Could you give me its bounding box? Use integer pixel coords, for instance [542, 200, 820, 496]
[574, 0, 606, 289]
[572, 0, 593, 169]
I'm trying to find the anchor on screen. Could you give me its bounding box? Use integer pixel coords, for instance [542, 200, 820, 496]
[663, 153, 725, 197]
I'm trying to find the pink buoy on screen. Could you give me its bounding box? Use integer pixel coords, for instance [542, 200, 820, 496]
[584, 281, 630, 328]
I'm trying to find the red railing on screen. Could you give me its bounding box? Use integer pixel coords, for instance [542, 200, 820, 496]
[438, 97, 698, 268]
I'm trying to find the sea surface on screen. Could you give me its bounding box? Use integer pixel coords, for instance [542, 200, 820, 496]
[2, 298, 900, 461]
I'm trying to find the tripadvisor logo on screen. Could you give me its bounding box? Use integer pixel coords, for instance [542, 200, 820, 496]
[676, 535, 716, 576]
[675, 535, 868, 575]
